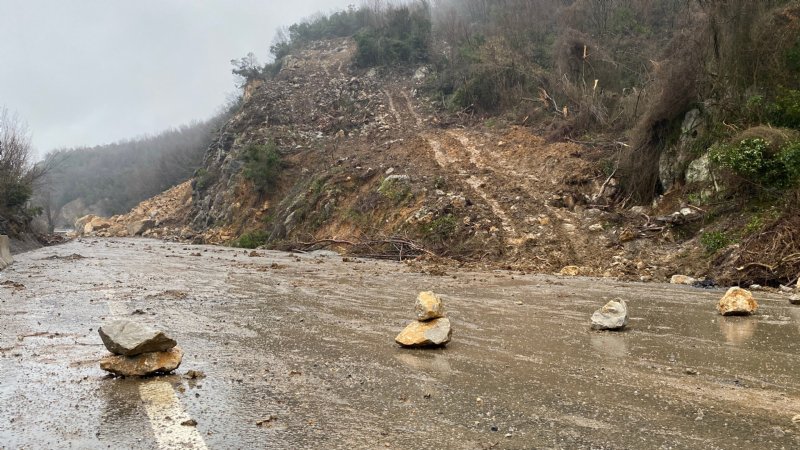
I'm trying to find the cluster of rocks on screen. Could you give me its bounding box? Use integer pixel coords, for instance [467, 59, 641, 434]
[0, 235, 13, 270]
[72, 181, 196, 242]
[395, 291, 452, 348]
[590, 287, 761, 332]
[99, 320, 183, 377]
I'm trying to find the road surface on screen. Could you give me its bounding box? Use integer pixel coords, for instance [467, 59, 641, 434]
[1, 238, 799, 449]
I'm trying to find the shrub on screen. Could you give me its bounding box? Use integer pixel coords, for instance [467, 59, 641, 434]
[700, 231, 730, 253]
[768, 88, 800, 129]
[419, 214, 457, 243]
[2, 181, 32, 208]
[354, 3, 431, 68]
[710, 137, 800, 190]
[194, 168, 213, 192]
[240, 142, 282, 193]
[779, 140, 800, 184]
[378, 176, 412, 204]
[233, 230, 268, 249]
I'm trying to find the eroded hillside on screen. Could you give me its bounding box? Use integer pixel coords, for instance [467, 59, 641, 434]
[82, 37, 728, 283]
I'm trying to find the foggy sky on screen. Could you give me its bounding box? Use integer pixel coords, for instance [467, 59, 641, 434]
[0, 0, 355, 157]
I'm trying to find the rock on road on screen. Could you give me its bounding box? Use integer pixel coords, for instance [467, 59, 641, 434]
[2, 238, 800, 448]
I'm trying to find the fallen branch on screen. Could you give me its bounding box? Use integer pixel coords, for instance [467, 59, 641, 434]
[295, 236, 436, 260]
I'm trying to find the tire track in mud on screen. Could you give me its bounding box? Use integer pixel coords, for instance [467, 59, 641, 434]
[385, 89, 424, 129]
[426, 132, 520, 239]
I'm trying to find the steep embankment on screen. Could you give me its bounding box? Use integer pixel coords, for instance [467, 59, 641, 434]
[85, 38, 715, 281]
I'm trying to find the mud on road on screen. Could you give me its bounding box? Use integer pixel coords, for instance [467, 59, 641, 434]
[1, 238, 800, 449]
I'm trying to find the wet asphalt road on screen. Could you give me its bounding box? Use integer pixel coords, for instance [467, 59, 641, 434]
[1, 238, 800, 449]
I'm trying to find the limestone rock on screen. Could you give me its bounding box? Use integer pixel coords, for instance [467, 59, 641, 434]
[99, 320, 177, 356]
[127, 219, 156, 237]
[560, 266, 581, 276]
[100, 347, 183, 377]
[396, 318, 452, 348]
[789, 295, 800, 305]
[0, 235, 13, 271]
[717, 287, 758, 316]
[415, 291, 445, 321]
[670, 275, 697, 285]
[74, 215, 96, 234]
[590, 299, 629, 331]
[90, 217, 112, 230]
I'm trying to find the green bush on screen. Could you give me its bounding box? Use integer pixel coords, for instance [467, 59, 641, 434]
[233, 230, 268, 249]
[768, 88, 800, 129]
[700, 231, 731, 253]
[2, 181, 32, 208]
[710, 138, 788, 188]
[194, 168, 213, 191]
[710, 137, 800, 190]
[779, 140, 800, 184]
[354, 3, 431, 68]
[419, 214, 457, 243]
[240, 142, 282, 193]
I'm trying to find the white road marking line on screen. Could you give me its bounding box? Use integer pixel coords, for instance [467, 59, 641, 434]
[106, 298, 208, 449]
[140, 380, 209, 450]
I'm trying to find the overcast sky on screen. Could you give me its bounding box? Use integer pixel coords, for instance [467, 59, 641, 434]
[0, 0, 355, 157]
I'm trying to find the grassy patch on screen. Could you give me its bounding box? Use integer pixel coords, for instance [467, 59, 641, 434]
[700, 231, 731, 253]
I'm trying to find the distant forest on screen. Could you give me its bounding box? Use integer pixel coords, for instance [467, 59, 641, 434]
[34, 113, 228, 230]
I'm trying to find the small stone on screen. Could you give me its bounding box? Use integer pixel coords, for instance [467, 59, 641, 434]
[181, 419, 197, 427]
[415, 291, 445, 321]
[395, 318, 452, 348]
[717, 287, 758, 316]
[100, 347, 183, 377]
[685, 368, 698, 375]
[670, 275, 697, 285]
[590, 299, 629, 331]
[256, 415, 277, 427]
[99, 320, 177, 356]
[588, 224, 603, 232]
[792, 414, 800, 424]
[749, 284, 763, 290]
[789, 295, 800, 305]
[560, 266, 580, 276]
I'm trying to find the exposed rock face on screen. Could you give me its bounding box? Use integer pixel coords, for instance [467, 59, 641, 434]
[415, 291, 444, 321]
[670, 275, 697, 285]
[0, 235, 13, 270]
[395, 318, 452, 348]
[99, 320, 177, 356]
[100, 347, 183, 377]
[717, 287, 758, 316]
[591, 299, 629, 331]
[127, 219, 156, 237]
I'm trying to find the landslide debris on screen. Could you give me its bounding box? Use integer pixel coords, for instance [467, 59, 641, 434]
[77, 37, 734, 283]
